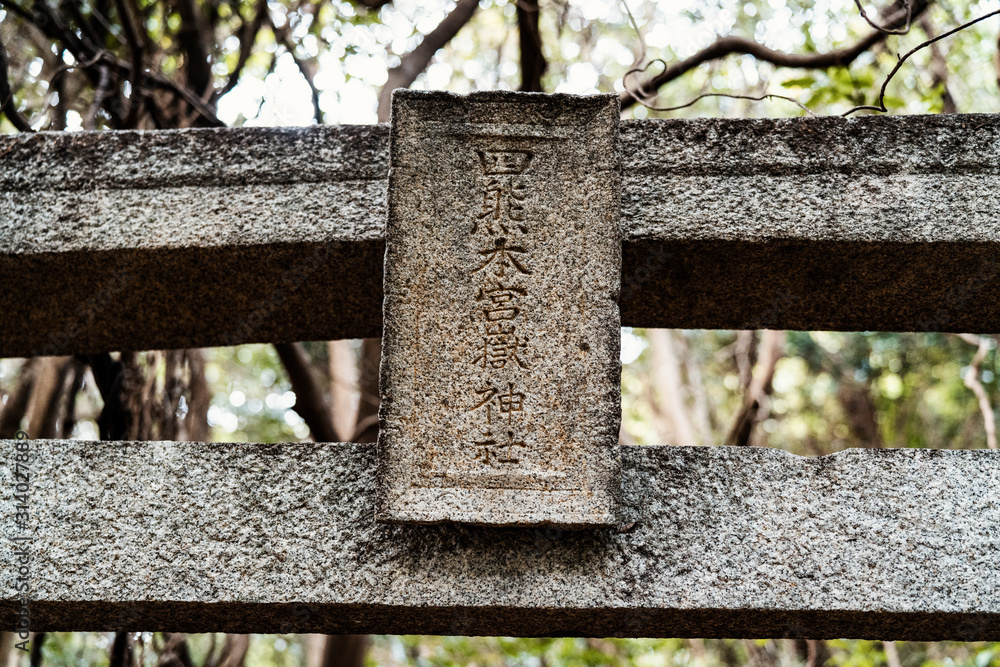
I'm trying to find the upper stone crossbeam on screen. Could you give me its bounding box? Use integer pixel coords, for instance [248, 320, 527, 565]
[3, 112, 1000, 357]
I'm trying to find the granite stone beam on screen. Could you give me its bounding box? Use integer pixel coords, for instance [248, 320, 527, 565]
[3, 113, 1000, 356]
[2, 440, 999, 640]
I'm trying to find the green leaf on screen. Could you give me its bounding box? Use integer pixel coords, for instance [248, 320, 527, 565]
[780, 76, 817, 89]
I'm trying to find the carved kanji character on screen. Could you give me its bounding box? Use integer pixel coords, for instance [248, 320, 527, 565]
[469, 382, 525, 425]
[477, 150, 532, 175]
[497, 383, 525, 424]
[473, 429, 526, 465]
[472, 324, 530, 370]
[469, 385, 499, 424]
[472, 238, 531, 278]
[474, 177, 529, 235]
[476, 282, 527, 321]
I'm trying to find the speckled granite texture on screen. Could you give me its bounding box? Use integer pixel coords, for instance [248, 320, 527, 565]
[378, 90, 621, 527]
[1, 440, 998, 639]
[3, 113, 1000, 356]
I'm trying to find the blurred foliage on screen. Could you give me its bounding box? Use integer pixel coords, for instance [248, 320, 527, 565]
[622, 331, 1000, 453]
[3, 0, 1000, 130]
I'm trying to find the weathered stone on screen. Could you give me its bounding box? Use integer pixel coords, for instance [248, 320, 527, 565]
[378, 91, 621, 526]
[2, 440, 999, 639]
[0, 125, 388, 357]
[2, 113, 1000, 357]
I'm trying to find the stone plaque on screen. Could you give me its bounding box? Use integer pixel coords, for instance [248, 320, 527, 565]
[377, 90, 621, 527]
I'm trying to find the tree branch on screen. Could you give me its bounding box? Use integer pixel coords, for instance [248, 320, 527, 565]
[81, 352, 132, 441]
[272, 19, 322, 123]
[114, 0, 145, 127]
[919, 16, 956, 113]
[49, 47, 68, 130]
[517, 0, 545, 92]
[843, 7, 1000, 115]
[174, 0, 213, 100]
[725, 330, 785, 447]
[0, 360, 36, 439]
[83, 63, 112, 129]
[621, 0, 927, 110]
[354, 338, 381, 443]
[855, 0, 913, 35]
[376, 0, 480, 121]
[2, 1, 221, 127]
[274, 342, 339, 443]
[215, 0, 268, 100]
[957, 333, 998, 451]
[0, 33, 33, 131]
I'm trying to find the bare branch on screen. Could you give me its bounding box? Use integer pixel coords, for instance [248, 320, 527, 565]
[624, 85, 817, 115]
[0, 0, 32, 23]
[84, 64, 112, 130]
[216, 0, 269, 100]
[49, 47, 68, 130]
[517, 0, 546, 92]
[0, 360, 36, 439]
[273, 20, 323, 123]
[114, 0, 145, 127]
[855, 0, 913, 35]
[621, 0, 927, 110]
[919, 15, 956, 113]
[2, 2, 222, 127]
[377, 0, 480, 121]
[174, 0, 213, 100]
[725, 330, 785, 447]
[843, 8, 1000, 115]
[274, 342, 339, 443]
[957, 333, 997, 451]
[0, 33, 34, 131]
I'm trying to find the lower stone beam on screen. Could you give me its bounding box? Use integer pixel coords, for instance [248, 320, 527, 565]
[2, 441, 998, 640]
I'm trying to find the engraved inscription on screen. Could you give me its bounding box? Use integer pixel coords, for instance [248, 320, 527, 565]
[379, 90, 621, 526]
[472, 239, 532, 277]
[468, 148, 533, 467]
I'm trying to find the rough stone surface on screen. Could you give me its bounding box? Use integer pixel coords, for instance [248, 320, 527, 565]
[3, 113, 1000, 356]
[0, 125, 388, 356]
[618, 114, 1000, 333]
[378, 90, 621, 527]
[2, 440, 999, 639]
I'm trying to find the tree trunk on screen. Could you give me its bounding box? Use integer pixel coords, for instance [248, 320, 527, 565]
[327, 340, 359, 441]
[647, 329, 698, 446]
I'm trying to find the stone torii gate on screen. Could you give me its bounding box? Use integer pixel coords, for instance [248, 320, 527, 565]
[2, 90, 1000, 640]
